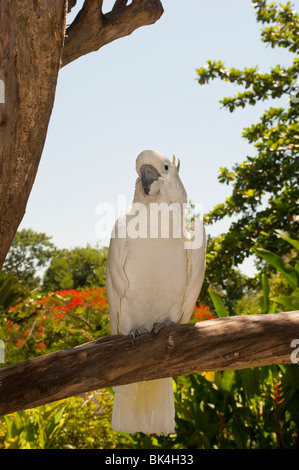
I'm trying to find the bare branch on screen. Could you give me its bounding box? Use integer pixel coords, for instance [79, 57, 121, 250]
[61, 0, 164, 67]
[0, 311, 298, 416]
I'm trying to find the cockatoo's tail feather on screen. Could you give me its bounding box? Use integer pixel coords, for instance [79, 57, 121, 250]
[112, 378, 175, 435]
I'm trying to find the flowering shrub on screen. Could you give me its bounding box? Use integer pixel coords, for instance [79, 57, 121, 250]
[3, 288, 110, 365]
[191, 303, 214, 322]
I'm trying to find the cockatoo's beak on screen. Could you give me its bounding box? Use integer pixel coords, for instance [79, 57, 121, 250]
[141, 164, 161, 195]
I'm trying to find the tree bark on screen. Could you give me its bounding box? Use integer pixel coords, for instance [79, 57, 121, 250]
[0, 0, 164, 268]
[0, 0, 68, 269]
[0, 310, 298, 416]
[61, 0, 164, 68]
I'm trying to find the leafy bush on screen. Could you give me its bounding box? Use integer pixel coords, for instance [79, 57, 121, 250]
[43, 246, 108, 291]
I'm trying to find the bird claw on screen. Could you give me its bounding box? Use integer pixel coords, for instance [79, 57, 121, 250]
[151, 318, 176, 338]
[129, 326, 148, 346]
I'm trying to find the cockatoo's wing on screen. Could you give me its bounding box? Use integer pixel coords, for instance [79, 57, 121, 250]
[106, 214, 129, 336]
[179, 221, 206, 324]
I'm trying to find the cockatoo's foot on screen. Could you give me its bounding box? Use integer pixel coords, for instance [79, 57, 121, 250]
[151, 318, 176, 338]
[129, 326, 148, 346]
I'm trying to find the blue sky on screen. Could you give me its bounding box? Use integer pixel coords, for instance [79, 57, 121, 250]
[19, 0, 298, 275]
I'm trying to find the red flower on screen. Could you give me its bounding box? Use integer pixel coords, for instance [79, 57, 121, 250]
[37, 342, 46, 349]
[192, 303, 214, 322]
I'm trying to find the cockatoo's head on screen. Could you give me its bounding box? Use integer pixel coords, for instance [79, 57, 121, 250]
[134, 150, 187, 205]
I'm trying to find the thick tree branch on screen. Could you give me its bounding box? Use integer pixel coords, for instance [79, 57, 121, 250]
[0, 311, 298, 416]
[61, 0, 164, 68]
[0, 0, 68, 269]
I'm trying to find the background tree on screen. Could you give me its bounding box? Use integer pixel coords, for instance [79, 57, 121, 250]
[43, 245, 108, 291]
[0, 0, 164, 269]
[196, 0, 299, 303]
[3, 229, 55, 289]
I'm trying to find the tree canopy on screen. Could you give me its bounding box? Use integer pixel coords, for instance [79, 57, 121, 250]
[43, 245, 108, 291]
[196, 0, 299, 295]
[3, 229, 55, 289]
[2, 229, 108, 292]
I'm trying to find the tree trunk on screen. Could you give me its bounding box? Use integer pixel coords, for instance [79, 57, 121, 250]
[0, 0, 68, 268]
[0, 310, 298, 416]
[0, 0, 164, 268]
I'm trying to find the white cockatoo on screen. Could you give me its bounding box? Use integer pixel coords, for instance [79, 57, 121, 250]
[106, 149, 206, 435]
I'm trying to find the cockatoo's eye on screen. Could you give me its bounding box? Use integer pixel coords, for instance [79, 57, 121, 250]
[162, 163, 169, 174]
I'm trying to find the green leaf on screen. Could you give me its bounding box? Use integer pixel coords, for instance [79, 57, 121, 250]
[274, 296, 299, 311]
[4, 415, 14, 438]
[0, 272, 29, 312]
[252, 247, 298, 288]
[208, 289, 229, 317]
[260, 273, 270, 313]
[221, 370, 235, 392]
[240, 368, 260, 400]
[231, 419, 249, 448]
[275, 230, 299, 252]
[268, 304, 277, 314]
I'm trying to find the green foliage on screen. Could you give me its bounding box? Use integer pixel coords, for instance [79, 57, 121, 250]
[196, 0, 299, 293]
[0, 271, 29, 314]
[49, 391, 131, 449]
[253, 231, 299, 311]
[3, 229, 55, 289]
[2, 229, 108, 293]
[0, 391, 131, 449]
[122, 367, 299, 449]
[43, 257, 74, 290]
[208, 288, 228, 317]
[2, 403, 66, 449]
[43, 245, 108, 291]
[259, 273, 277, 313]
[253, 247, 298, 288]
[255, 0, 299, 52]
